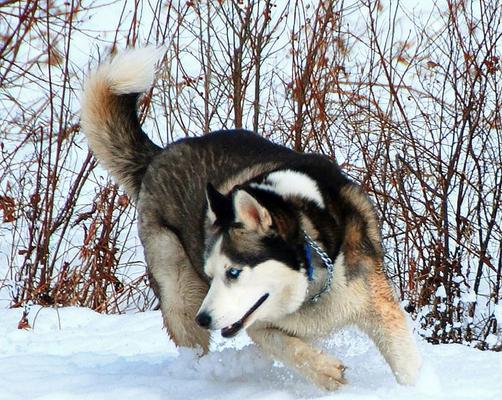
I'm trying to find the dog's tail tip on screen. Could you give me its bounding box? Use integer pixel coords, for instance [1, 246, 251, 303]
[91, 46, 165, 95]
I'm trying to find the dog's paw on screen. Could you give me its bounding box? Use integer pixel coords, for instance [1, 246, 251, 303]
[298, 351, 347, 391]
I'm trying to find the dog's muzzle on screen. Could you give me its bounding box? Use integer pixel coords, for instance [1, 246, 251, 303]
[195, 293, 269, 338]
[220, 293, 269, 338]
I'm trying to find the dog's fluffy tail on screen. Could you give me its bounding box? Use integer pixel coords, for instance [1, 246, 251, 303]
[80, 48, 163, 199]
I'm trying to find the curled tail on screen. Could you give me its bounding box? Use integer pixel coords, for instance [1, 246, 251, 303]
[80, 48, 163, 199]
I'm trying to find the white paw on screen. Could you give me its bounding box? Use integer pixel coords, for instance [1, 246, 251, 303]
[299, 352, 347, 391]
[394, 348, 422, 385]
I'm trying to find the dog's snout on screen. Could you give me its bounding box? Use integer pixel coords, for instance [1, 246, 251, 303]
[195, 311, 212, 329]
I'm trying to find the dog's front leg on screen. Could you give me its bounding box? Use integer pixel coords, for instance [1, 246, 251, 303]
[139, 214, 210, 354]
[247, 326, 346, 391]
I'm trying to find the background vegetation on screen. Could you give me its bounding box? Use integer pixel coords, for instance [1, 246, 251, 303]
[1, 0, 500, 350]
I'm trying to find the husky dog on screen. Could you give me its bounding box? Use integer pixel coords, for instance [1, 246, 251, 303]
[80, 48, 421, 390]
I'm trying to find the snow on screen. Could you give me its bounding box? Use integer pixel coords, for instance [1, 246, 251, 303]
[494, 303, 502, 325]
[1, 307, 500, 400]
[435, 285, 446, 298]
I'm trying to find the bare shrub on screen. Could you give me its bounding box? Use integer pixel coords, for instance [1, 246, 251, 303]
[0, 0, 152, 313]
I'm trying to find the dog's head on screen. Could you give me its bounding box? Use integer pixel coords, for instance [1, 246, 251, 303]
[195, 183, 309, 338]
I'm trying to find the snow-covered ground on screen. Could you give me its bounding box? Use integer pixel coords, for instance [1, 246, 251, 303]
[0, 307, 500, 400]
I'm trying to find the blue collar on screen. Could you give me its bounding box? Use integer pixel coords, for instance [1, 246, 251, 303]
[304, 240, 315, 281]
[303, 232, 335, 303]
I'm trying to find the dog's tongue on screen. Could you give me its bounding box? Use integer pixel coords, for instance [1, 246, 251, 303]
[221, 321, 243, 338]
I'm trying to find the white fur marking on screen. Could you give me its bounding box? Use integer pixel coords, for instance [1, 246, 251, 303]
[251, 170, 325, 208]
[203, 237, 227, 279]
[98, 47, 164, 95]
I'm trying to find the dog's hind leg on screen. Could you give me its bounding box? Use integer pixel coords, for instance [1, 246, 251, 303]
[140, 220, 210, 353]
[248, 325, 346, 391]
[360, 270, 421, 385]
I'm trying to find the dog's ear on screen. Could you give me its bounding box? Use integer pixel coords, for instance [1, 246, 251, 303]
[206, 183, 233, 226]
[233, 190, 272, 233]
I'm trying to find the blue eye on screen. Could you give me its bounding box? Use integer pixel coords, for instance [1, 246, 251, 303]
[226, 267, 241, 280]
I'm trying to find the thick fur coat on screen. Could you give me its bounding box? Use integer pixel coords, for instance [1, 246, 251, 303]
[80, 48, 421, 390]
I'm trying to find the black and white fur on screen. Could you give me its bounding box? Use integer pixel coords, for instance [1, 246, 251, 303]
[80, 48, 421, 391]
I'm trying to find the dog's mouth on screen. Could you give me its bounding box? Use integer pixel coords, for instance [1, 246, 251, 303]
[221, 293, 269, 338]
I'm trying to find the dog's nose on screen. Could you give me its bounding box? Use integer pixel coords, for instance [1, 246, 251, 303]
[195, 311, 212, 329]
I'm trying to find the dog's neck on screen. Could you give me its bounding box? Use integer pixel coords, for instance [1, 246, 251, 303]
[302, 230, 335, 303]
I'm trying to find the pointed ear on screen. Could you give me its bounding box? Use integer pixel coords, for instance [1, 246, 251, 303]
[206, 183, 232, 226]
[233, 190, 272, 232]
